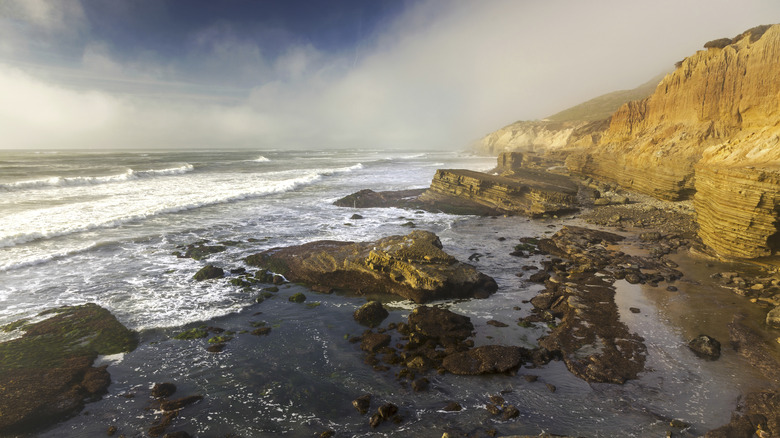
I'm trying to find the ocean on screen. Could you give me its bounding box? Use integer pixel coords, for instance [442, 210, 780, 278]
[0, 149, 771, 437]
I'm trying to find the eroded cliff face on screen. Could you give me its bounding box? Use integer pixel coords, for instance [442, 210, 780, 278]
[567, 24, 780, 258]
[477, 120, 606, 155]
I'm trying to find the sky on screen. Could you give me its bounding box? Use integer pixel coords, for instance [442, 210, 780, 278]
[1, 0, 779, 150]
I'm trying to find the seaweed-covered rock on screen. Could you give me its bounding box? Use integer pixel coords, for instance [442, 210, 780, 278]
[441, 345, 527, 375]
[354, 301, 389, 327]
[0, 304, 138, 434]
[193, 265, 224, 281]
[246, 230, 497, 303]
[183, 244, 226, 260]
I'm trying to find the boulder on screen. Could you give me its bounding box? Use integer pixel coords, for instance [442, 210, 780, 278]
[353, 301, 389, 328]
[0, 304, 137, 434]
[688, 334, 721, 360]
[193, 265, 224, 281]
[442, 345, 527, 375]
[245, 230, 497, 303]
[407, 306, 474, 346]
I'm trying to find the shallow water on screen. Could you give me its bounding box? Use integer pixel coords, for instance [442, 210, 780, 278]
[1, 150, 775, 437]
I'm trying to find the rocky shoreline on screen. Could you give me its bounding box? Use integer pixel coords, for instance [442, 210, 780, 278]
[2, 153, 780, 437]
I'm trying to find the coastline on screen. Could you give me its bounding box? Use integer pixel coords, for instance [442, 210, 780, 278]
[2, 154, 779, 437]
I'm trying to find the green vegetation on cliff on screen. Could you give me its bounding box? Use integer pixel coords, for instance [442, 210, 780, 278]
[545, 73, 666, 122]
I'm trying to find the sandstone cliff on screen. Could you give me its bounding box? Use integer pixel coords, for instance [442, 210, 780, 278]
[477, 74, 662, 154]
[566, 24, 780, 258]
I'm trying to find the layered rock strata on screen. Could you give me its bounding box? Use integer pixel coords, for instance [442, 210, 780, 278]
[695, 165, 780, 258]
[564, 24, 780, 258]
[245, 230, 497, 303]
[419, 168, 579, 217]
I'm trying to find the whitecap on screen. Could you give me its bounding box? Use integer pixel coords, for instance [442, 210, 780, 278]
[0, 164, 194, 191]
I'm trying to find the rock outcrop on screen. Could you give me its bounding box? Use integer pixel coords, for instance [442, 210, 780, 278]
[419, 168, 579, 217]
[695, 166, 780, 258]
[530, 227, 649, 384]
[244, 230, 497, 303]
[0, 304, 138, 435]
[565, 24, 780, 258]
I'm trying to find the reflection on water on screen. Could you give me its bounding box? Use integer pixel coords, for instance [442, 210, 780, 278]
[38, 216, 778, 437]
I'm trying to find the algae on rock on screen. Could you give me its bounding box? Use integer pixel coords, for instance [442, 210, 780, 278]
[0, 303, 138, 434]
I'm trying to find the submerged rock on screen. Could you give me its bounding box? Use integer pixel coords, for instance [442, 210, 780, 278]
[353, 301, 389, 328]
[0, 304, 138, 435]
[688, 334, 721, 360]
[442, 345, 527, 375]
[245, 230, 497, 303]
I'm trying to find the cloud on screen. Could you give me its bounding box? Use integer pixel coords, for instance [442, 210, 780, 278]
[3, 0, 780, 150]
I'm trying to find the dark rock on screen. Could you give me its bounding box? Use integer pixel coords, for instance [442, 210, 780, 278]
[320, 430, 335, 438]
[485, 403, 501, 415]
[184, 245, 226, 260]
[246, 230, 497, 303]
[152, 383, 177, 399]
[523, 375, 538, 382]
[288, 293, 306, 303]
[489, 395, 505, 405]
[629, 307, 641, 314]
[193, 265, 224, 281]
[486, 320, 508, 328]
[442, 345, 526, 375]
[334, 188, 426, 209]
[352, 394, 371, 415]
[411, 377, 429, 392]
[369, 413, 383, 428]
[407, 306, 474, 346]
[311, 285, 334, 294]
[251, 327, 271, 336]
[442, 401, 462, 412]
[107, 425, 117, 436]
[501, 405, 520, 420]
[688, 334, 721, 360]
[350, 214, 364, 220]
[624, 273, 642, 284]
[378, 403, 398, 420]
[667, 286, 678, 291]
[229, 267, 246, 274]
[272, 275, 285, 285]
[0, 304, 137, 435]
[353, 301, 389, 328]
[546, 384, 557, 393]
[535, 227, 648, 384]
[528, 272, 550, 283]
[206, 343, 226, 353]
[160, 395, 203, 412]
[361, 333, 391, 353]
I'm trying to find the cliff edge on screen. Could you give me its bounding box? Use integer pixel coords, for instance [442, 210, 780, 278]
[567, 24, 780, 258]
